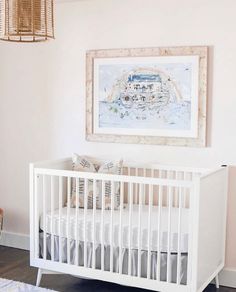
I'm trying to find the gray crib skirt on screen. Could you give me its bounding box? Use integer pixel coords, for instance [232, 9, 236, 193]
[39, 233, 187, 285]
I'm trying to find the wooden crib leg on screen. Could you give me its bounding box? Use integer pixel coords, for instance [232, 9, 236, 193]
[36, 268, 42, 287]
[215, 274, 220, 289]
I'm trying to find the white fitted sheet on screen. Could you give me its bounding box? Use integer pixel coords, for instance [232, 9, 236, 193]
[40, 205, 189, 253]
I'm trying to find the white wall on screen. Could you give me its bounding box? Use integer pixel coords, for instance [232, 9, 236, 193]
[0, 0, 236, 270]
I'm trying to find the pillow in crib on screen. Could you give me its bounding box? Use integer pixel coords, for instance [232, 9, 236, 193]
[97, 159, 123, 210]
[71, 154, 96, 209]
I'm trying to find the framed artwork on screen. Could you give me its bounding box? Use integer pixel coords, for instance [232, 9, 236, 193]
[86, 46, 208, 147]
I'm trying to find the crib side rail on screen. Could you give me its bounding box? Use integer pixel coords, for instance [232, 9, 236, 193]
[190, 167, 228, 292]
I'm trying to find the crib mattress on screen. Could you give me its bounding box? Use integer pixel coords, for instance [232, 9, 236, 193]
[40, 205, 189, 253]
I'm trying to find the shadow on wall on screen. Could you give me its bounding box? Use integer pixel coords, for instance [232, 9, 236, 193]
[225, 166, 236, 268]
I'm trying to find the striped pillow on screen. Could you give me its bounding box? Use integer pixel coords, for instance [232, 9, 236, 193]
[70, 154, 123, 210]
[71, 154, 96, 209]
[97, 159, 123, 210]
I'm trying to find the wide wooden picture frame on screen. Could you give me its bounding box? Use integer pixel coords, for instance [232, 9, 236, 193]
[86, 46, 208, 147]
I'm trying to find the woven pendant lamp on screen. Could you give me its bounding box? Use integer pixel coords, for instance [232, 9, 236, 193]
[0, 0, 54, 42]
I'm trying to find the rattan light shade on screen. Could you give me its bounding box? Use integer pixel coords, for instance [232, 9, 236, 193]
[0, 0, 54, 42]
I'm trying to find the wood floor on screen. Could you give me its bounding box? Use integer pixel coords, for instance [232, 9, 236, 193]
[0, 246, 235, 292]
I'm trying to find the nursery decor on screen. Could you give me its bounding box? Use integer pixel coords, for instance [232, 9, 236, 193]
[86, 46, 208, 147]
[30, 157, 228, 291]
[0, 0, 54, 42]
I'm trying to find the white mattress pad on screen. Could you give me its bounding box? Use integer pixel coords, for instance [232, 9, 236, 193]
[40, 205, 189, 253]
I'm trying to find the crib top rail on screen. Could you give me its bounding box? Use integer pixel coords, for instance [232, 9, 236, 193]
[33, 167, 193, 188]
[31, 156, 215, 176]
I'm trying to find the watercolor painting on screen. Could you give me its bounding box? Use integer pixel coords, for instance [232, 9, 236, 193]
[86, 47, 207, 146]
[93, 56, 199, 138]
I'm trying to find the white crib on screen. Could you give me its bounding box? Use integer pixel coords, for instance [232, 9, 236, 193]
[29, 157, 228, 292]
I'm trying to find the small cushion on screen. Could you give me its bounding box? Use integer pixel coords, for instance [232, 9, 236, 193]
[97, 160, 123, 210]
[70, 154, 123, 210]
[71, 154, 96, 209]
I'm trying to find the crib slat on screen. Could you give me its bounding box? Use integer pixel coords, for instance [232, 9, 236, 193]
[119, 181, 124, 274]
[101, 181, 105, 271]
[34, 174, 39, 259]
[135, 168, 138, 204]
[84, 179, 88, 268]
[110, 181, 115, 273]
[138, 183, 143, 278]
[67, 177, 71, 265]
[143, 168, 146, 179]
[183, 172, 188, 208]
[75, 178, 79, 266]
[92, 179, 96, 269]
[147, 184, 153, 279]
[144, 169, 147, 204]
[174, 171, 178, 207]
[128, 182, 133, 276]
[167, 176, 173, 283]
[50, 176, 55, 261]
[187, 186, 194, 286]
[43, 175, 47, 260]
[128, 167, 131, 177]
[177, 186, 183, 285]
[59, 177, 63, 263]
[157, 170, 163, 281]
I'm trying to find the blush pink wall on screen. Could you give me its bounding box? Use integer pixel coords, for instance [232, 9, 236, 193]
[0, 0, 236, 270]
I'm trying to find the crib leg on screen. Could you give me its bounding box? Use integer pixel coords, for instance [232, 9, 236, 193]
[36, 268, 42, 287]
[215, 274, 220, 289]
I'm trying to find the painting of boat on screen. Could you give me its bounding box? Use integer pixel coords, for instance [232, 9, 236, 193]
[93, 54, 199, 137]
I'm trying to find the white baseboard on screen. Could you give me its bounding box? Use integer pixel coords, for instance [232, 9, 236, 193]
[219, 268, 236, 288]
[0, 231, 236, 288]
[0, 231, 29, 250]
